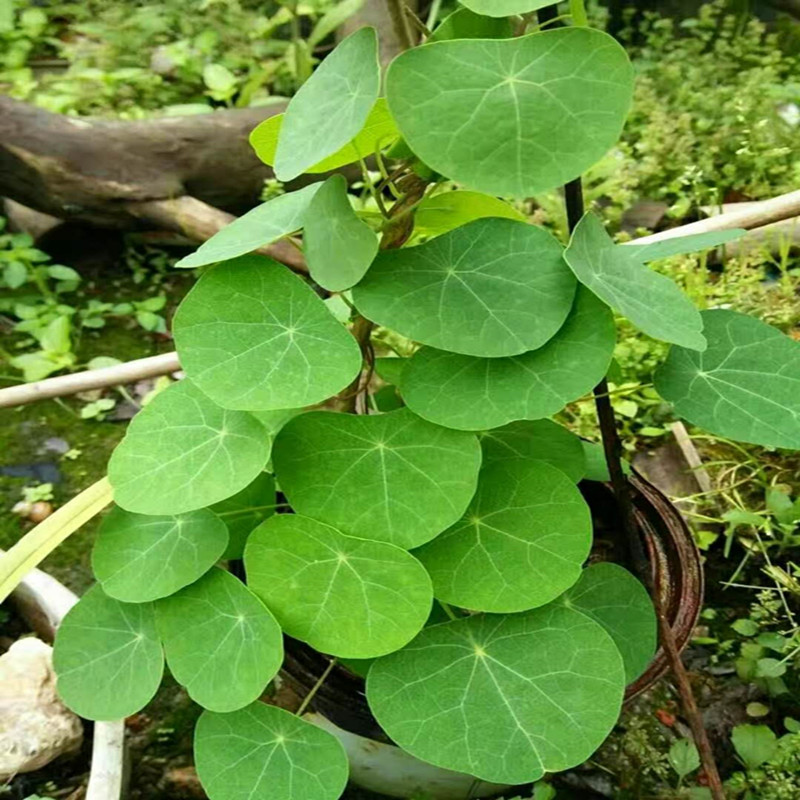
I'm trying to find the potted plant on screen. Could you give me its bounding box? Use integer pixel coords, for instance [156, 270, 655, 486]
[7, 2, 794, 799]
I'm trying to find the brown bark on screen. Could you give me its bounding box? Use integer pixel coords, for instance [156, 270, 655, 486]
[0, 96, 284, 225]
[126, 196, 307, 272]
[341, 0, 419, 66]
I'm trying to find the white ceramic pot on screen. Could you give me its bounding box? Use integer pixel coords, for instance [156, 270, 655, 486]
[306, 713, 510, 799]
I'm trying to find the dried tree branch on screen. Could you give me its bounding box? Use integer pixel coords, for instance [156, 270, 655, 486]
[2, 186, 798, 409]
[629, 189, 800, 246]
[0, 352, 181, 409]
[126, 196, 308, 273]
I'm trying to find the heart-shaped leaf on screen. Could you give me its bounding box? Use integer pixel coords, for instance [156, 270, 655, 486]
[401, 288, 615, 430]
[194, 703, 349, 800]
[156, 568, 283, 712]
[275, 27, 380, 181]
[175, 182, 321, 269]
[272, 408, 482, 549]
[109, 380, 271, 515]
[53, 585, 164, 720]
[367, 605, 625, 784]
[412, 191, 526, 239]
[654, 309, 800, 449]
[385, 28, 633, 197]
[459, 0, 555, 15]
[414, 460, 591, 612]
[92, 506, 228, 602]
[210, 472, 276, 560]
[245, 514, 432, 658]
[480, 419, 586, 482]
[304, 175, 378, 291]
[564, 214, 744, 350]
[428, 7, 514, 42]
[560, 562, 657, 683]
[353, 218, 574, 357]
[250, 98, 398, 173]
[173, 256, 362, 410]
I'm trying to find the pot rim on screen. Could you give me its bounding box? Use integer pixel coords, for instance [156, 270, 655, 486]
[280, 472, 704, 737]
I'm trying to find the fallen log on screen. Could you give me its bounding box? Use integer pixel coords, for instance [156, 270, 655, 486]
[0, 97, 315, 268]
[0, 96, 283, 223]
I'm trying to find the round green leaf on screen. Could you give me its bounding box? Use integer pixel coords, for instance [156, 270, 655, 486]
[194, 703, 349, 800]
[353, 218, 574, 357]
[668, 739, 700, 779]
[275, 26, 380, 181]
[414, 460, 591, 612]
[173, 255, 362, 410]
[245, 514, 432, 658]
[560, 562, 657, 683]
[731, 724, 778, 771]
[654, 309, 800, 449]
[385, 28, 634, 198]
[92, 506, 229, 602]
[304, 174, 379, 291]
[401, 287, 616, 430]
[210, 472, 276, 560]
[480, 419, 586, 482]
[272, 408, 482, 548]
[412, 191, 526, 239]
[250, 98, 398, 173]
[367, 605, 626, 784]
[108, 380, 271, 515]
[53, 585, 164, 721]
[460, 0, 554, 15]
[175, 182, 322, 270]
[156, 568, 283, 712]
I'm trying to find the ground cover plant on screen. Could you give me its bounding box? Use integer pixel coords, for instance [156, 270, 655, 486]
[3, 2, 800, 799]
[0, 0, 353, 116]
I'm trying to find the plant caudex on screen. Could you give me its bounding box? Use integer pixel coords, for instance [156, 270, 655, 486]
[50, 10, 791, 800]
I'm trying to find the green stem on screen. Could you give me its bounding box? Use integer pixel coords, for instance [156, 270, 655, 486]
[358, 155, 390, 219]
[537, 12, 572, 29]
[290, 1, 304, 87]
[426, 0, 442, 30]
[403, 4, 431, 38]
[440, 602, 458, 621]
[569, 0, 588, 26]
[296, 657, 337, 716]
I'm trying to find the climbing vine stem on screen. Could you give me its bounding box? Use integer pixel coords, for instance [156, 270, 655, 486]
[569, 0, 589, 27]
[295, 658, 338, 717]
[539, 3, 725, 797]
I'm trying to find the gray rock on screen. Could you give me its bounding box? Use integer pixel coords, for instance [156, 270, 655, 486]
[0, 638, 83, 780]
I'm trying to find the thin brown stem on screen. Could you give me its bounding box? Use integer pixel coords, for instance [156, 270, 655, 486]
[403, 4, 432, 37]
[296, 658, 338, 717]
[540, 6, 723, 786]
[385, 0, 415, 52]
[342, 172, 429, 413]
[593, 377, 649, 579]
[654, 571, 726, 799]
[344, 315, 376, 414]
